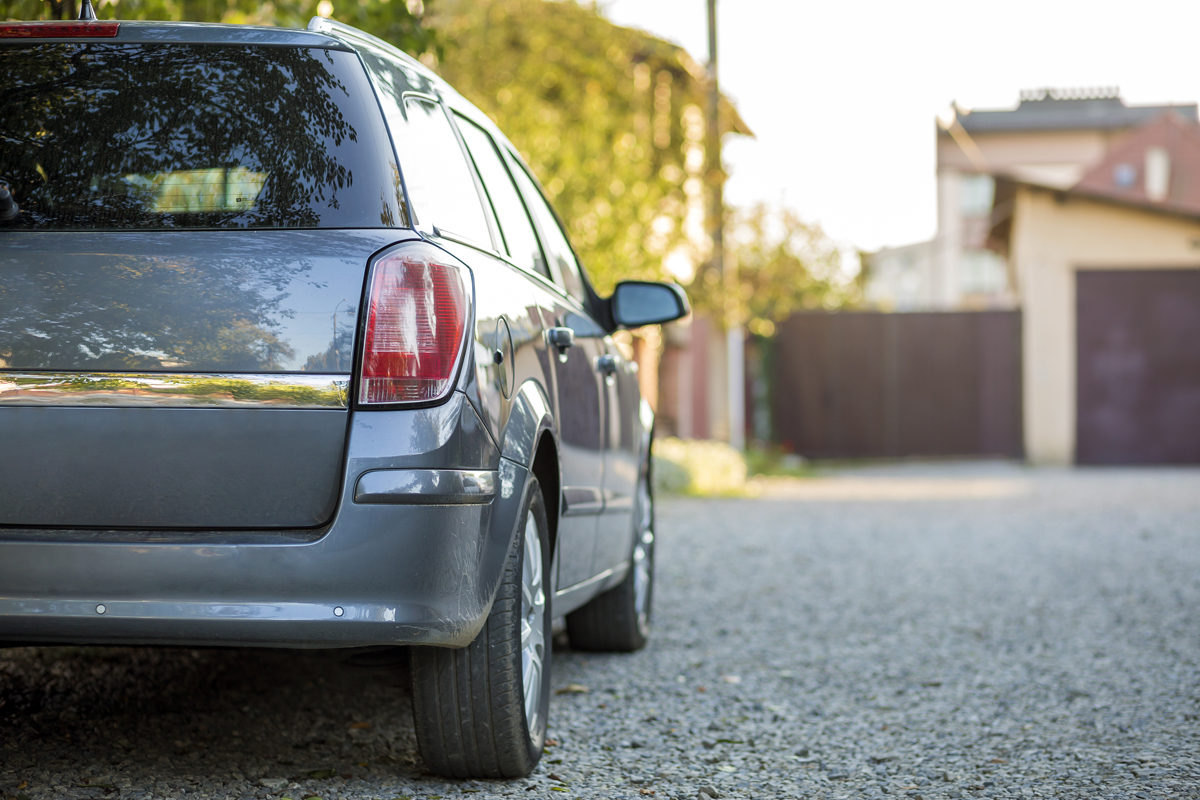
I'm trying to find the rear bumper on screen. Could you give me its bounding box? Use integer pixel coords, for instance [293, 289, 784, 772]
[0, 394, 530, 649]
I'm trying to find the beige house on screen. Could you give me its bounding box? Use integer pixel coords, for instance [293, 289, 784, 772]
[867, 88, 1196, 312]
[992, 111, 1200, 464]
[867, 89, 1200, 464]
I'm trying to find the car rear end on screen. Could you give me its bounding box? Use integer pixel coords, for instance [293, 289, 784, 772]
[0, 21, 518, 649]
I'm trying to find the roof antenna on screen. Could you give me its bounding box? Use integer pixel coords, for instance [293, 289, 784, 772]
[78, 0, 97, 20]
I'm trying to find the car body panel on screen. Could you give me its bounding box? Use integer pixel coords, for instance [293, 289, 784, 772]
[0, 230, 408, 529]
[0, 393, 527, 648]
[594, 340, 642, 573]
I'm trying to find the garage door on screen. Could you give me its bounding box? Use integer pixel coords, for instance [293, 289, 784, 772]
[1077, 269, 1200, 464]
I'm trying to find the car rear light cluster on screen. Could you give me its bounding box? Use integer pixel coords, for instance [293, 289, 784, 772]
[359, 243, 470, 405]
[0, 21, 120, 37]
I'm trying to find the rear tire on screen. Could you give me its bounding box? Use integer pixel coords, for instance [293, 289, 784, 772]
[410, 479, 552, 779]
[566, 458, 654, 652]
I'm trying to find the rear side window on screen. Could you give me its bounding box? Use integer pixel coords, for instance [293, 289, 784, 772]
[0, 44, 406, 230]
[506, 154, 589, 304]
[455, 116, 550, 281]
[356, 50, 492, 247]
[397, 98, 492, 246]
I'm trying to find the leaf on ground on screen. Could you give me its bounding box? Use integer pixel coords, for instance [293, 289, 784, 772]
[550, 788, 567, 793]
[544, 738, 560, 746]
[355, 761, 368, 767]
[17, 783, 28, 790]
[639, 790, 656, 796]
[349, 722, 372, 729]
[554, 684, 589, 695]
[306, 770, 337, 779]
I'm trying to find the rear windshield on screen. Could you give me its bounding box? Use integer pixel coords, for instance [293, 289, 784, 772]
[0, 43, 406, 230]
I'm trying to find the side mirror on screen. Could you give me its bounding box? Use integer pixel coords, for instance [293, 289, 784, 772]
[611, 281, 690, 328]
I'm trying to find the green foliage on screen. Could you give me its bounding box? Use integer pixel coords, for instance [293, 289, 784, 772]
[689, 203, 860, 335]
[743, 445, 816, 478]
[9, 373, 348, 405]
[434, 0, 721, 295]
[1, 0, 436, 61]
[653, 436, 748, 497]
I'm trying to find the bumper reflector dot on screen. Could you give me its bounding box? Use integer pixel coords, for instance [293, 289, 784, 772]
[334, 606, 344, 617]
[96, 604, 106, 614]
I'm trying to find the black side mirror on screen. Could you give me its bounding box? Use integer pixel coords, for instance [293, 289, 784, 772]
[611, 281, 690, 328]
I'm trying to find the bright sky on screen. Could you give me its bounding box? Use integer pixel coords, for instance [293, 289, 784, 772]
[601, 0, 1200, 253]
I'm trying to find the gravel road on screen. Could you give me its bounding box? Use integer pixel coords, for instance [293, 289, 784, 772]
[2, 464, 1198, 800]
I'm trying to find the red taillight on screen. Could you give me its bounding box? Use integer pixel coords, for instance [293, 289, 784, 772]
[0, 21, 120, 38]
[359, 244, 470, 405]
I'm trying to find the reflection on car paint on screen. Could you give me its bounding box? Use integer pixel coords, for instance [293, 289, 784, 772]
[0, 371, 349, 408]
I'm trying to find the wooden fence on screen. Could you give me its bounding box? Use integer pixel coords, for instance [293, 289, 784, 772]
[771, 311, 1023, 459]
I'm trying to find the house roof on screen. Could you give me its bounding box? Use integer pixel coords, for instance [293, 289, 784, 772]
[954, 88, 1198, 134]
[1071, 110, 1200, 217]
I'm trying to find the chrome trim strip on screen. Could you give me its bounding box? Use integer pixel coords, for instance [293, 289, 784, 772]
[554, 559, 629, 600]
[0, 372, 349, 409]
[354, 469, 497, 505]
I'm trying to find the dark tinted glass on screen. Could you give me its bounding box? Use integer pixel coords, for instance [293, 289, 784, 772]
[0, 44, 406, 230]
[455, 115, 549, 280]
[398, 98, 492, 245]
[504, 152, 589, 304]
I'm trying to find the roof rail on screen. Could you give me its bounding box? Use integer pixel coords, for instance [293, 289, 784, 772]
[306, 17, 438, 82]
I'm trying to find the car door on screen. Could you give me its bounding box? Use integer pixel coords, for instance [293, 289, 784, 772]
[594, 338, 641, 574]
[504, 153, 608, 591]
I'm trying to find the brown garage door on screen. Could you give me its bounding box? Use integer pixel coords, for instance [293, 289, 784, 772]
[1077, 269, 1200, 464]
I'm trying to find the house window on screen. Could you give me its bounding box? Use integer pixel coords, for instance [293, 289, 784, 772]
[960, 174, 995, 217]
[1113, 163, 1137, 188]
[961, 248, 1007, 295]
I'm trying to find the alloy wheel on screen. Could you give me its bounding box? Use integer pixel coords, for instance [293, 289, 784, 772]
[520, 514, 546, 733]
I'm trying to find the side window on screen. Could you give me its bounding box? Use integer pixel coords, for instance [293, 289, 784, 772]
[358, 52, 491, 245]
[455, 115, 550, 281]
[504, 152, 589, 305]
[399, 98, 492, 246]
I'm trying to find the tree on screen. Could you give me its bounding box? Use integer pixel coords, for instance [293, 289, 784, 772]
[689, 203, 859, 337]
[433, 0, 749, 295]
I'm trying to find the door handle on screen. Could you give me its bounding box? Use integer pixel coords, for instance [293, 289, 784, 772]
[547, 327, 575, 361]
[596, 353, 618, 376]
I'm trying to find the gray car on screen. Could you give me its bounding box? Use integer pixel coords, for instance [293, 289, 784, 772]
[0, 16, 688, 779]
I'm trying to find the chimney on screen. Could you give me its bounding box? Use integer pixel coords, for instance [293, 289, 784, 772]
[1145, 146, 1170, 202]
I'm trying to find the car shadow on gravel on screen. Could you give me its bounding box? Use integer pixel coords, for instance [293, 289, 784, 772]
[0, 645, 437, 794]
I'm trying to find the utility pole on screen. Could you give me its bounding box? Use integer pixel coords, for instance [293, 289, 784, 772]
[706, 0, 744, 449]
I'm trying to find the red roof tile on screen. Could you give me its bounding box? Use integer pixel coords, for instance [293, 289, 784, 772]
[1072, 111, 1200, 216]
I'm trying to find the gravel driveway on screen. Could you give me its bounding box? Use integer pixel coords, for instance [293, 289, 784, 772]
[2, 464, 1198, 800]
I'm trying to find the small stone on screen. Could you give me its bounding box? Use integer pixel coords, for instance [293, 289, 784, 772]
[697, 787, 720, 799]
[259, 778, 288, 789]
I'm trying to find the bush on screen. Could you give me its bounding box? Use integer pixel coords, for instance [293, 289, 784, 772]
[652, 437, 748, 497]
